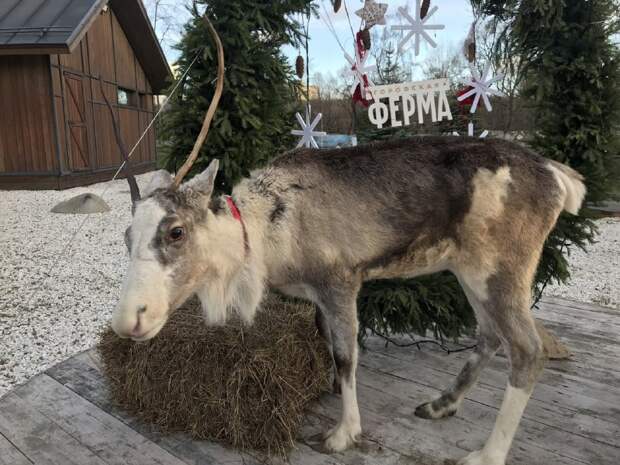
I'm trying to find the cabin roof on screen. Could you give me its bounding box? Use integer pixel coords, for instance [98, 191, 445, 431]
[0, 0, 171, 92]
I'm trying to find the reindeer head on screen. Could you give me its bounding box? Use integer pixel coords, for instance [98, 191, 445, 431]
[111, 159, 252, 341]
[111, 13, 230, 341]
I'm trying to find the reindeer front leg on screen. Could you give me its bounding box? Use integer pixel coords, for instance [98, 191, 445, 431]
[317, 282, 362, 452]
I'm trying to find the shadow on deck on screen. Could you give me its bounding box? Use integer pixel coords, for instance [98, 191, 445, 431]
[0, 297, 618, 465]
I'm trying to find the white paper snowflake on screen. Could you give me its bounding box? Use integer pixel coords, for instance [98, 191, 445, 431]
[452, 122, 489, 138]
[291, 105, 326, 149]
[391, 0, 445, 55]
[344, 49, 376, 95]
[457, 63, 505, 114]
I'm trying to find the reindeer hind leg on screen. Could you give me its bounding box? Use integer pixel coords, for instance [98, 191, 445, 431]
[457, 270, 545, 465]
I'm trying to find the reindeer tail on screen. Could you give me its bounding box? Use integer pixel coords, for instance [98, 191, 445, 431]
[547, 160, 587, 215]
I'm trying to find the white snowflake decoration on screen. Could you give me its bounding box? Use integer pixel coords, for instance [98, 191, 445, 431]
[452, 122, 489, 138]
[457, 63, 505, 114]
[391, 0, 445, 55]
[344, 49, 376, 95]
[291, 105, 326, 149]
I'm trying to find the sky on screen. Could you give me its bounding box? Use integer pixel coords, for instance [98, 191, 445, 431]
[151, 0, 475, 82]
[283, 0, 475, 80]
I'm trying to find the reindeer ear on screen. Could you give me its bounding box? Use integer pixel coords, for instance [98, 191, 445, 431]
[183, 159, 219, 197]
[143, 170, 173, 197]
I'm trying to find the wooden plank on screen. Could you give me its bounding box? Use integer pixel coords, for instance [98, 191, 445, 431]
[0, 393, 108, 465]
[30, 302, 618, 465]
[541, 297, 620, 318]
[357, 364, 596, 464]
[313, 378, 587, 465]
[12, 374, 189, 465]
[55, 352, 418, 465]
[52, 353, 346, 465]
[0, 55, 56, 174]
[0, 433, 32, 465]
[358, 358, 619, 464]
[61, 353, 272, 465]
[536, 302, 620, 336]
[363, 337, 620, 423]
[0, 162, 154, 190]
[111, 10, 137, 90]
[87, 9, 116, 82]
[60, 41, 85, 73]
[299, 412, 413, 465]
[46, 353, 271, 465]
[119, 108, 141, 162]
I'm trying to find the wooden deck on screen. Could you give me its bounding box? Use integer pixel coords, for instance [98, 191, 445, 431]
[0, 297, 618, 465]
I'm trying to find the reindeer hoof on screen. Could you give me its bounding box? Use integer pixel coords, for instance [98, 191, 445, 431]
[415, 400, 457, 420]
[457, 449, 504, 465]
[323, 423, 360, 452]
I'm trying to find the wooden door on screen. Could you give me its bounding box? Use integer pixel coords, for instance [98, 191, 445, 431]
[63, 72, 90, 171]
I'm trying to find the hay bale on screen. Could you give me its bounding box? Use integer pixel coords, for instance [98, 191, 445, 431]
[99, 294, 331, 456]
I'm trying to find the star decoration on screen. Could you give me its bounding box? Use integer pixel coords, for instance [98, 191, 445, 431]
[391, 0, 445, 55]
[452, 122, 489, 138]
[355, 0, 388, 28]
[344, 48, 376, 95]
[291, 105, 327, 149]
[457, 63, 505, 114]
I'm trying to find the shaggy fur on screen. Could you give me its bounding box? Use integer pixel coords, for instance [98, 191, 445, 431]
[112, 136, 586, 465]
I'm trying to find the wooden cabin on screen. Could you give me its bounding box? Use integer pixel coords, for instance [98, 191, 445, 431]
[0, 0, 171, 190]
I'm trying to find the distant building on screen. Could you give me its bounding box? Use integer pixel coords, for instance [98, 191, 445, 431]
[0, 0, 171, 189]
[298, 83, 320, 101]
[316, 134, 358, 149]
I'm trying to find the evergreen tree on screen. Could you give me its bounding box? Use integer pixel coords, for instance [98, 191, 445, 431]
[377, 43, 406, 85]
[160, 0, 313, 192]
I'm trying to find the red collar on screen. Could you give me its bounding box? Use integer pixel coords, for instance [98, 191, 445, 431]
[225, 195, 242, 222]
[225, 195, 249, 256]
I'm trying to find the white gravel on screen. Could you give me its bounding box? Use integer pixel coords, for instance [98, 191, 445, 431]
[1, 177, 619, 398]
[0, 175, 149, 398]
[546, 217, 620, 309]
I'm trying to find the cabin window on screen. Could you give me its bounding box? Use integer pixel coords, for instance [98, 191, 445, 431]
[117, 87, 137, 107]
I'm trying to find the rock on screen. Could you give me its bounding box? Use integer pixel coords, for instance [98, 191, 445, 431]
[535, 320, 571, 360]
[51, 193, 110, 214]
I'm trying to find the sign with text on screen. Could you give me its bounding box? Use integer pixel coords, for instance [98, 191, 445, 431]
[366, 78, 453, 129]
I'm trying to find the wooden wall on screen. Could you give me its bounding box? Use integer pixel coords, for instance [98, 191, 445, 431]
[0, 56, 57, 174]
[49, 7, 157, 174]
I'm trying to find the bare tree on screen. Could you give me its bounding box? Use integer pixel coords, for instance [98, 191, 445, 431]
[472, 11, 528, 134]
[421, 43, 469, 87]
[369, 21, 415, 84]
[143, 0, 190, 49]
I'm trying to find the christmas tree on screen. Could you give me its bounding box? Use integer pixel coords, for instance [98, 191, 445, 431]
[160, 0, 313, 193]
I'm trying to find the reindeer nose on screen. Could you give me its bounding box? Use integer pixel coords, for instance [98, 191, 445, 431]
[128, 305, 147, 337]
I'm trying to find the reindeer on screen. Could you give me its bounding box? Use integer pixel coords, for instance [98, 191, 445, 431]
[110, 15, 586, 465]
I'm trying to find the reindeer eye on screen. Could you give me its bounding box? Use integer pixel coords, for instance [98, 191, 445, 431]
[168, 226, 185, 242]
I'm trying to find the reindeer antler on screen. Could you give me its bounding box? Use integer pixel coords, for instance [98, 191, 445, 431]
[173, 13, 225, 188]
[98, 76, 141, 203]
